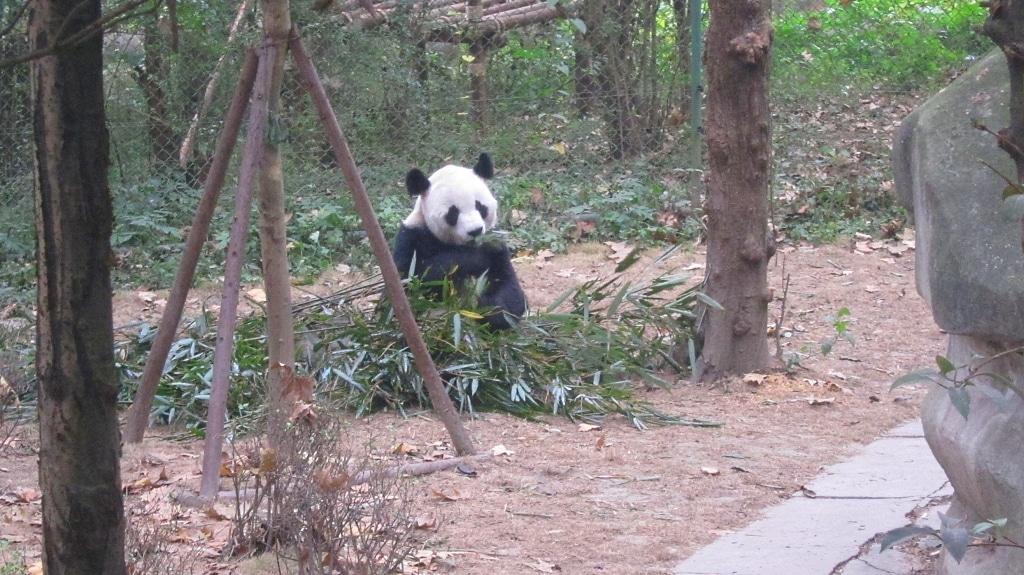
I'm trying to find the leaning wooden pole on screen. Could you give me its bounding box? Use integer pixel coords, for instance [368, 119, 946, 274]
[124, 49, 259, 444]
[199, 42, 276, 499]
[289, 28, 478, 456]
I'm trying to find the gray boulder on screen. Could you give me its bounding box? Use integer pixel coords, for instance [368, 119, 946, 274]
[894, 49, 1024, 341]
[894, 49, 1024, 575]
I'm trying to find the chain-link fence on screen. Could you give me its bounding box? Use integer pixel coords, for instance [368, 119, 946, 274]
[0, 16, 698, 293]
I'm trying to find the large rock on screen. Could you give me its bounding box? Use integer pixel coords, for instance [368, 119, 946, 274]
[894, 49, 1024, 341]
[921, 336, 1024, 575]
[895, 49, 1024, 575]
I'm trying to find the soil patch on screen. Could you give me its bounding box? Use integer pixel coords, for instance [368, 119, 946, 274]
[0, 239, 943, 574]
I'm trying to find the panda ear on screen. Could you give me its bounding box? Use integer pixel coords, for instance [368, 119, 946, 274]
[473, 153, 494, 180]
[405, 168, 430, 197]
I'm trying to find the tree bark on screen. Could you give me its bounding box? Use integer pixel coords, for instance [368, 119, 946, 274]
[258, 0, 297, 434]
[699, 0, 773, 380]
[30, 0, 127, 571]
[134, 16, 178, 172]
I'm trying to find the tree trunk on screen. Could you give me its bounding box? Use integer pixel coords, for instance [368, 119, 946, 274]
[573, 16, 600, 117]
[581, 0, 649, 159]
[30, 0, 127, 572]
[258, 0, 298, 433]
[134, 17, 178, 172]
[699, 0, 774, 380]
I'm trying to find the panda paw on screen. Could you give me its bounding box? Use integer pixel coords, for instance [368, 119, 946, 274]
[478, 235, 510, 256]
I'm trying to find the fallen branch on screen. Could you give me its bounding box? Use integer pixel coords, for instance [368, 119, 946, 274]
[175, 452, 495, 506]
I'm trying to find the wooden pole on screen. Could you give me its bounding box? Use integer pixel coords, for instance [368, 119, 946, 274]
[123, 49, 259, 443]
[199, 41, 276, 499]
[289, 28, 478, 456]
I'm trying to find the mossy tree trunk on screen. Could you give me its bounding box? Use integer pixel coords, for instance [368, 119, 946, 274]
[699, 0, 774, 380]
[30, 0, 126, 571]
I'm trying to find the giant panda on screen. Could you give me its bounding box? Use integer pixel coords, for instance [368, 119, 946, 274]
[392, 153, 526, 330]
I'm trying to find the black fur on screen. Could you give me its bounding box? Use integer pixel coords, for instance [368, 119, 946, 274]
[393, 225, 525, 329]
[391, 153, 525, 330]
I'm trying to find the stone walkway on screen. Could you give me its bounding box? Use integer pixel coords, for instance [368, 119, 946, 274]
[672, 420, 951, 575]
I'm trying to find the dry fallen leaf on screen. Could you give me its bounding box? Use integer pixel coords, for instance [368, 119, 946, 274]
[527, 558, 560, 573]
[203, 507, 230, 521]
[577, 423, 601, 432]
[430, 488, 466, 502]
[491, 444, 515, 457]
[604, 241, 633, 264]
[742, 373, 768, 386]
[245, 288, 267, 303]
[701, 466, 720, 476]
[393, 442, 419, 455]
[414, 514, 438, 529]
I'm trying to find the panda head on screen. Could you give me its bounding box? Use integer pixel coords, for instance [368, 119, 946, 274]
[403, 153, 497, 246]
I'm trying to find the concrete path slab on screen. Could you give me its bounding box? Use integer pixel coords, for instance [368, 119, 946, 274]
[672, 420, 949, 575]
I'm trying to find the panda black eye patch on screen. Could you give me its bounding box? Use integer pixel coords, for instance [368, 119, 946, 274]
[445, 205, 460, 227]
[476, 201, 489, 219]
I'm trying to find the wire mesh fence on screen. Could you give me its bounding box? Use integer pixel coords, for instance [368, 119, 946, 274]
[0, 19, 699, 293]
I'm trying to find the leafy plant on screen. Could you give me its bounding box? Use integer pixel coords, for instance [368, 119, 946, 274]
[120, 254, 721, 430]
[820, 307, 855, 356]
[881, 515, 1022, 564]
[0, 540, 26, 575]
[891, 344, 1024, 420]
[305, 254, 721, 429]
[774, 0, 987, 93]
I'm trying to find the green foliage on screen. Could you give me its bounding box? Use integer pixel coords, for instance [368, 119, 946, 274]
[116, 307, 267, 436]
[309, 263, 719, 429]
[0, 540, 26, 575]
[820, 307, 854, 356]
[880, 514, 1017, 564]
[119, 255, 721, 430]
[774, 0, 988, 93]
[891, 344, 1024, 420]
[0, 0, 993, 293]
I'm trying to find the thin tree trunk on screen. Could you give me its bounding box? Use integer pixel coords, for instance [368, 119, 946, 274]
[135, 18, 177, 171]
[30, 0, 126, 571]
[699, 0, 774, 380]
[258, 0, 297, 435]
[124, 49, 259, 444]
[290, 30, 478, 456]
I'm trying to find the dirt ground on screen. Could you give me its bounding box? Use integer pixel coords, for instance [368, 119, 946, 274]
[0, 237, 945, 574]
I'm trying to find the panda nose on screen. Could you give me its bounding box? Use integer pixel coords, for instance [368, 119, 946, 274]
[467, 227, 483, 238]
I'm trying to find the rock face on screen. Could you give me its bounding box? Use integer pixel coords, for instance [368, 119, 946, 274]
[894, 49, 1024, 575]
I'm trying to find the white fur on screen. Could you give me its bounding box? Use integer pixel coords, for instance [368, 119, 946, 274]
[403, 164, 498, 246]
